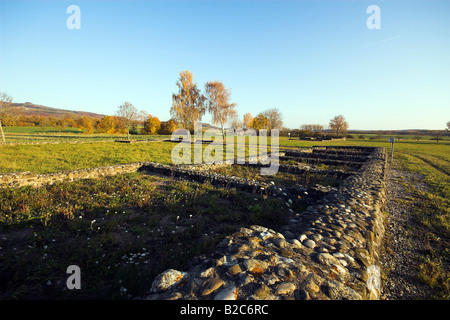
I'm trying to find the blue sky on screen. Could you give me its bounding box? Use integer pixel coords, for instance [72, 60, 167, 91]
[1, 0, 449, 130]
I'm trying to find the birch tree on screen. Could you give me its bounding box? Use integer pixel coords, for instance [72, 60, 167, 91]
[171, 71, 206, 132]
[243, 113, 253, 129]
[116, 102, 142, 141]
[205, 80, 237, 136]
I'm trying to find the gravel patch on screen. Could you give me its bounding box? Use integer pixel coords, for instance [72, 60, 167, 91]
[380, 161, 435, 299]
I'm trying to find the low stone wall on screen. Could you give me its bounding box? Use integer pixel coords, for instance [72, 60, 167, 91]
[143, 147, 387, 300]
[299, 137, 347, 141]
[313, 146, 376, 151]
[279, 156, 365, 168]
[1, 139, 117, 146]
[1, 138, 159, 146]
[284, 150, 369, 162]
[0, 162, 146, 188]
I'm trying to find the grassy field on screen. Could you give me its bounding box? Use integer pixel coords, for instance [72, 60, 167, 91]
[0, 141, 175, 173]
[347, 133, 450, 142]
[1, 132, 165, 144]
[389, 144, 449, 297]
[2, 126, 81, 134]
[1, 134, 447, 172]
[0, 132, 449, 298]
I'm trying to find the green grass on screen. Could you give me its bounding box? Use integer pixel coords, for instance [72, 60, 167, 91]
[393, 149, 449, 298]
[0, 136, 275, 174]
[2, 126, 80, 134]
[1, 134, 448, 175]
[2, 132, 168, 144]
[0, 141, 175, 173]
[3, 126, 144, 135]
[346, 133, 450, 141]
[395, 164, 449, 297]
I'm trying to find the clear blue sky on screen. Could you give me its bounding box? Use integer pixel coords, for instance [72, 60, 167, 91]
[1, 0, 449, 130]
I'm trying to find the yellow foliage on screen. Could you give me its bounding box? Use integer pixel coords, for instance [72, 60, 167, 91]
[143, 115, 161, 135]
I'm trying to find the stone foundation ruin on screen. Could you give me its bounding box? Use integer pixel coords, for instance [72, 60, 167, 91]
[0, 146, 387, 300]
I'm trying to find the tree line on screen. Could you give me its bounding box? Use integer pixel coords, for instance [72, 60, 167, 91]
[0, 107, 177, 137]
[3, 75, 449, 143]
[297, 115, 349, 138]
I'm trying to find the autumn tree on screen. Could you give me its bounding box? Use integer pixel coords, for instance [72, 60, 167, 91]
[252, 108, 283, 134]
[66, 118, 78, 128]
[77, 116, 94, 134]
[300, 124, 324, 137]
[252, 113, 270, 131]
[263, 108, 283, 130]
[142, 115, 161, 135]
[229, 113, 243, 130]
[329, 115, 349, 138]
[55, 118, 68, 132]
[159, 119, 178, 135]
[39, 118, 52, 133]
[0, 92, 13, 143]
[243, 113, 253, 129]
[97, 115, 124, 134]
[204, 80, 237, 136]
[97, 115, 115, 133]
[115, 102, 143, 140]
[171, 70, 206, 132]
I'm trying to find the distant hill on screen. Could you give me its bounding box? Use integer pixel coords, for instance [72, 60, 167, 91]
[10, 102, 224, 129]
[201, 122, 221, 130]
[11, 102, 105, 119]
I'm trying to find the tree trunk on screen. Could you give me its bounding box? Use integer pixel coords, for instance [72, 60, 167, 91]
[127, 128, 130, 141]
[0, 120, 5, 144]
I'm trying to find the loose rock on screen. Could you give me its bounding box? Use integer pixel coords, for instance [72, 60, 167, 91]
[150, 269, 187, 293]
